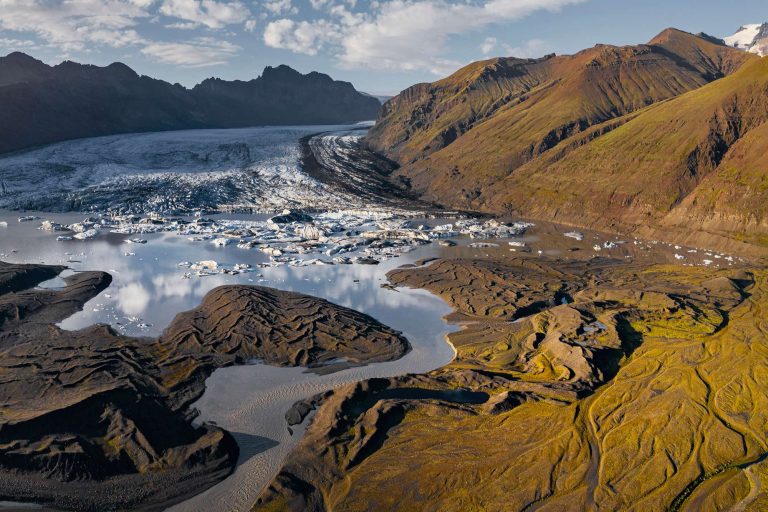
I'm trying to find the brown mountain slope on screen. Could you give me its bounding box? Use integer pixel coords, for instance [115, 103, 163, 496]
[663, 121, 768, 247]
[484, 55, 768, 253]
[367, 29, 755, 219]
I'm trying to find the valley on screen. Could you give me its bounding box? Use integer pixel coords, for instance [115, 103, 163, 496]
[1, 14, 768, 512]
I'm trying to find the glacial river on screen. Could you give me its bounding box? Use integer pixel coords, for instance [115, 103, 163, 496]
[0, 204, 740, 512]
[0, 119, 739, 512]
[0, 211, 461, 512]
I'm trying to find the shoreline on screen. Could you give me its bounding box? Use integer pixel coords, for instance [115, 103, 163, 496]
[0, 261, 415, 512]
[1, 211, 751, 511]
[252, 241, 761, 510]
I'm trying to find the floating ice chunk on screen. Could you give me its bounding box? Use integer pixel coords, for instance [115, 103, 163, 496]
[191, 260, 219, 271]
[325, 244, 353, 256]
[261, 247, 283, 257]
[508, 241, 526, 247]
[73, 229, 99, 240]
[0, 221, 7, 228]
[40, 220, 65, 232]
[352, 256, 379, 265]
[564, 231, 584, 241]
[18, 216, 40, 222]
[299, 224, 324, 240]
[211, 237, 233, 247]
[126, 238, 147, 244]
[469, 242, 499, 248]
[593, 245, 602, 251]
[268, 210, 314, 225]
[674, 254, 685, 260]
[56, 235, 73, 241]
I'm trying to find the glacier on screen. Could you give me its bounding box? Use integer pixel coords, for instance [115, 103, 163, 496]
[0, 124, 381, 215]
[724, 23, 768, 56]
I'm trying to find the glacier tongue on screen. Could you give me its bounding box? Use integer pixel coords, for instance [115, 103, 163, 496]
[0, 125, 372, 215]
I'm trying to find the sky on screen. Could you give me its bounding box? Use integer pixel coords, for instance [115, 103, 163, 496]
[0, 0, 765, 95]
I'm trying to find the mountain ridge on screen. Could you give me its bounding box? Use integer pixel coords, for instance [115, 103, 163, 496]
[0, 53, 380, 154]
[366, 28, 767, 255]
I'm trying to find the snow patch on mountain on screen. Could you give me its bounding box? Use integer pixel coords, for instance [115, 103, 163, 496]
[724, 23, 768, 56]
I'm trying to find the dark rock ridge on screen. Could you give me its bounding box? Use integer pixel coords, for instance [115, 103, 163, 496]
[0, 53, 380, 155]
[0, 261, 409, 511]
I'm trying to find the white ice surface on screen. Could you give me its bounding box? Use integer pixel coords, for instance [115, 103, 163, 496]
[0, 125, 364, 213]
[724, 23, 767, 56]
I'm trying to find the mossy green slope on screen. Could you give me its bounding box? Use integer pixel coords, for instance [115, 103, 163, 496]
[367, 29, 753, 210]
[368, 30, 768, 254]
[488, 56, 768, 251]
[326, 265, 768, 511]
[253, 255, 768, 512]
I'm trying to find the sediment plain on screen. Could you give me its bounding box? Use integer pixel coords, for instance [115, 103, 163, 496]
[0, 261, 408, 511]
[254, 244, 768, 511]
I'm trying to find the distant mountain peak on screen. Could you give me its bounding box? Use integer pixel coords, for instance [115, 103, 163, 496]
[3, 51, 42, 63]
[0, 52, 51, 86]
[261, 64, 303, 80]
[0, 53, 380, 154]
[647, 27, 712, 46]
[106, 61, 139, 78]
[724, 23, 768, 56]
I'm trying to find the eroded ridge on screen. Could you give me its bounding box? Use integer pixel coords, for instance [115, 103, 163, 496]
[0, 262, 409, 511]
[255, 256, 768, 512]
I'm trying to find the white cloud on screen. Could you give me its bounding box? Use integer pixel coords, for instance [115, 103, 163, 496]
[159, 0, 251, 29]
[244, 19, 258, 32]
[141, 36, 240, 66]
[0, 0, 152, 51]
[264, 0, 298, 15]
[264, 19, 339, 55]
[264, 0, 583, 74]
[166, 21, 202, 29]
[0, 37, 40, 51]
[502, 38, 549, 57]
[481, 36, 496, 55]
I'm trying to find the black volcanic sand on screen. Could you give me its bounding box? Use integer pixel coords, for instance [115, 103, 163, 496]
[0, 261, 409, 511]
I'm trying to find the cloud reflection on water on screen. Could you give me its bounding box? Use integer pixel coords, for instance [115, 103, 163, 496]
[0, 224, 447, 340]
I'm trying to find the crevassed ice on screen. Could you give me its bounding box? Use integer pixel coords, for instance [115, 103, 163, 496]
[0, 125, 363, 214]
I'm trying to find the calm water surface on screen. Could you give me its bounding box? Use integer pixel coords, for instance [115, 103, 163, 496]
[0, 211, 459, 512]
[0, 209, 731, 511]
